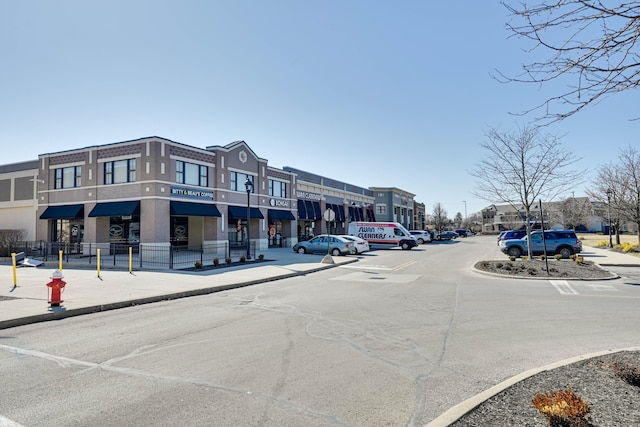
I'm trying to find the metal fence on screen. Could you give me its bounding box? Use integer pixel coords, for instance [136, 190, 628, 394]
[0, 241, 257, 270]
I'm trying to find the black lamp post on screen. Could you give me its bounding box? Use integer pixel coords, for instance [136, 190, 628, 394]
[606, 189, 613, 248]
[245, 177, 253, 259]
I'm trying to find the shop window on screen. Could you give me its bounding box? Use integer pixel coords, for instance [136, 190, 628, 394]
[104, 159, 136, 184]
[55, 166, 82, 189]
[176, 161, 208, 187]
[230, 171, 254, 192]
[268, 179, 287, 197]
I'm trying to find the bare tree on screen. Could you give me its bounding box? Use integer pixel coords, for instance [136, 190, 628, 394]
[454, 212, 463, 228]
[497, 1, 640, 124]
[586, 162, 626, 245]
[470, 126, 582, 257]
[432, 203, 449, 233]
[559, 197, 593, 230]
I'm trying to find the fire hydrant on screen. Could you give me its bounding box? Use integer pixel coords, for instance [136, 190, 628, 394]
[46, 270, 66, 307]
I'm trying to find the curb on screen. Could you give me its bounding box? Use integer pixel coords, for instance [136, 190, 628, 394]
[0, 258, 357, 331]
[471, 262, 620, 281]
[426, 346, 640, 427]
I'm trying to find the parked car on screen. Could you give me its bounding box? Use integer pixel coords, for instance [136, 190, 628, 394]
[497, 229, 527, 245]
[455, 229, 473, 237]
[436, 231, 459, 240]
[293, 235, 354, 256]
[340, 235, 370, 254]
[409, 230, 432, 244]
[499, 230, 582, 258]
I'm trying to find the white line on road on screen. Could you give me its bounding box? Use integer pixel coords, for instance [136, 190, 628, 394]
[550, 280, 579, 295]
[0, 415, 27, 427]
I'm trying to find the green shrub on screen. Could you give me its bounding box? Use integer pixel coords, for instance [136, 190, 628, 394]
[213, 257, 220, 266]
[554, 254, 562, 260]
[539, 254, 546, 260]
[225, 257, 232, 265]
[509, 256, 516, 261]
[240, 255, 246, 263]
[194, 261, 203, 269]
[258, 253, 265, 260]
[522, 255, 529, 260]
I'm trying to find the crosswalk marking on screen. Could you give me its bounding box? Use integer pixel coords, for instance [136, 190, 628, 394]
[550, 280, 579, 295]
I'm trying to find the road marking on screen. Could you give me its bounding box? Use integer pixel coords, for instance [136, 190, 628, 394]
[342, 264, 393, 271]
[0, 415, 27, 426]
[585, 284, 619, 292]
[392, 260, 416, 271]
[550, 280, 579, 295]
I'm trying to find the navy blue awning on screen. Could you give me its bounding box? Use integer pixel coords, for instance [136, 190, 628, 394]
[40, 204, 84, 220]
[312, 201, 322, 220]
[304, 201, 314, 220]
[356, 207, 364, 221]
[228, 206, 264, 219]
[297, 200, 307, 219]
[268, 209, 295, 221]
[336, 205, 345, 222]
[348, 206, 355, 221]
[170, 201, 221, 217]
[88, 201, 140, 217]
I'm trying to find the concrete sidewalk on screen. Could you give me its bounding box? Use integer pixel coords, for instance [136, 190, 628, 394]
[0, 248, 357, 330]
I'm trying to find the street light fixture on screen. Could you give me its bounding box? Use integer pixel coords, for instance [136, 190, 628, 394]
[606, 189, 613, 248]
[245, 177, 254, 259]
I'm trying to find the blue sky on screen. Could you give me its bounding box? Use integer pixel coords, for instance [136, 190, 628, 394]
[2, 1, 637, 219]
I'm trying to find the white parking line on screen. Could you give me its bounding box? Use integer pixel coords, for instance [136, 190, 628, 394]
[550, 280, 579, 295]
[0, 415, 27, 427]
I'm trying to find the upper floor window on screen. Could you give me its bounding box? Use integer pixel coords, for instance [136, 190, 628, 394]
[269, 179, 287, 198]
[230, 171, 254, 192]
[376, 204, 387, 215]
[105, 159, 136, 184]
[55, 166, 82, 189]
[176, 161, 208, 187]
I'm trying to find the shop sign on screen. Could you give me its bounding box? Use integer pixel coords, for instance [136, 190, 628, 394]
[269, 198, 289, 208]
[171, 186, 214, 200]
[296, 191, 321, 201]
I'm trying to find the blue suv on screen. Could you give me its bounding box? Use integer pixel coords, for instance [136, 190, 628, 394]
[500, 230, 582, 258]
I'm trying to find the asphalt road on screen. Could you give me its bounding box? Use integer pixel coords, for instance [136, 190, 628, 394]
[1, 236, 639, 426]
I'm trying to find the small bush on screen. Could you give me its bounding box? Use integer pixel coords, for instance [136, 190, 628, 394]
[539, 254, 546, 260]
[258, 254, 265, 260]
[495, 262, 504, 269]
[194, 261, 203, 269]
[213, 257, 220, 266]
[225, 257, 232, 265]
[554, 254, 563, 260]
[240, 255, 246, 263]
[532, 388, 592, 427]
[527, 268, 537, 275]
[620, 242, 639, 253]
[595, 240, 609, 248]
[570, 255, 576, 261]
[509, 256, 516, 261]
[522, 255, 529, 260]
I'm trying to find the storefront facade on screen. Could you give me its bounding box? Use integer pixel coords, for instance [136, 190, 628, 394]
[31, 137, 297, 252]
[283, 167, 376, 241]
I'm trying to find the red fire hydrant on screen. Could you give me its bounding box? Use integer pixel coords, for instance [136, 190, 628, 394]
[47, 270, 66, 307]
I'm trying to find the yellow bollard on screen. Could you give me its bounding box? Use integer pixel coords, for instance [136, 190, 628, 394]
[59, 250, 63, 271]
[97, 248, 101, 278]
[11, 253, 17, 287]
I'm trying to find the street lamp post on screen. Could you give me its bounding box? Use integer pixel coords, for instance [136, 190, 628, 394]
[245, 177, 253, 259]
[462, 200, 467, 227]
[606, 189, 613, 248]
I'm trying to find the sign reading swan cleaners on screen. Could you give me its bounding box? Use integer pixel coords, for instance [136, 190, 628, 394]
[171, 186, 214, 200]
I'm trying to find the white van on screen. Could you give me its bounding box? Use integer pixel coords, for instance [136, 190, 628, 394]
[347, 222, 418, 250]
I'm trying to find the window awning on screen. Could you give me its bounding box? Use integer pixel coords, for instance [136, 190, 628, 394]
[304, 201, 314, 220]
[88, 201, 140, 217]
[268, 209, 295, 221]
[332, 204, 345, 222]
[297, 200, 307, 219]
[312, 201, 322, 220]
[170, 201, 221, 217]
[40, 204, 84, 220]
[228, 206, 264, 219]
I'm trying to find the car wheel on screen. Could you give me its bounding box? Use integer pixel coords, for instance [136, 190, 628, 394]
[401, 242, 410, 250]
[558, 247, 573, 259]
[332, 248, 341, 256]
[507, 246, 522, 258]
[417, 238, 424, 244]
[297, 247, 306, 254]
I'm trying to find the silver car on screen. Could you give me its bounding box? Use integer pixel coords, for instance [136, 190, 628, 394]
[293, 235, 354, 256]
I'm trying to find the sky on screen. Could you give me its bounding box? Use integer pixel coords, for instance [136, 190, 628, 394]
[1, 1, 637, 219]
